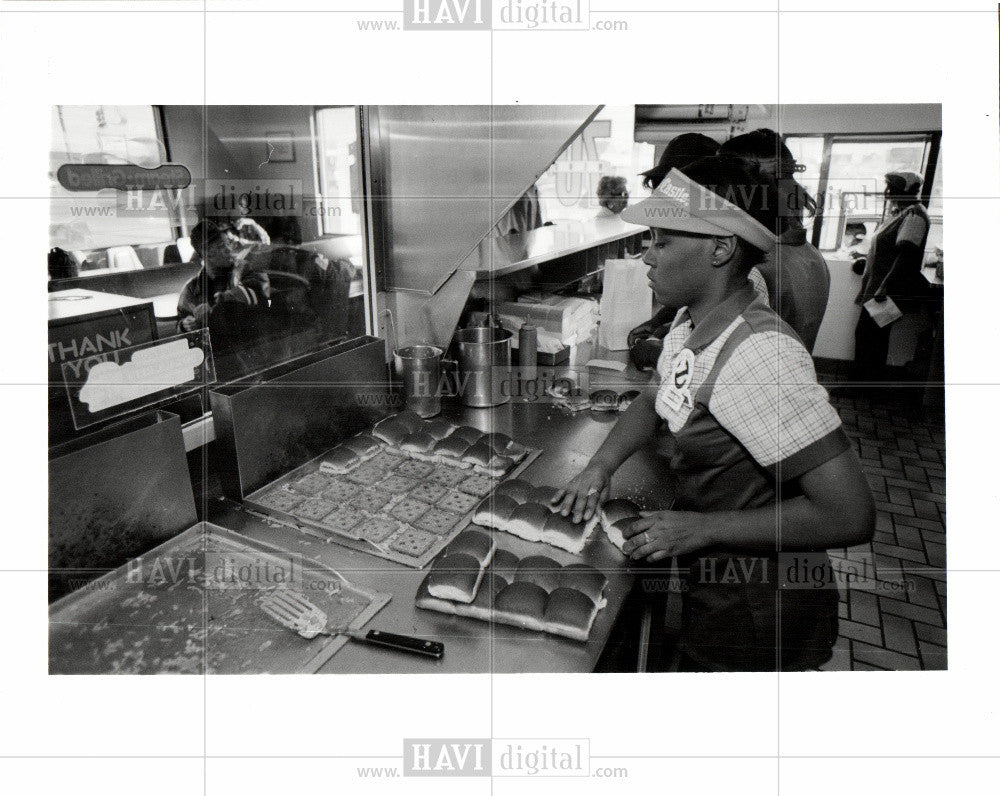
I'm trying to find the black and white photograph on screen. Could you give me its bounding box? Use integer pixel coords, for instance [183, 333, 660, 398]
[3, 1, 999, 794]
[45, 103, 946, 675]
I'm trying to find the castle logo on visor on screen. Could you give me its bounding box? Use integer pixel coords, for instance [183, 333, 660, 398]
[655, 178, 690, 203]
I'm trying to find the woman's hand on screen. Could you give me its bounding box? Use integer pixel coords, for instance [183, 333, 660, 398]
[622, 510, 713, 562]
[551, 461, 614, 524]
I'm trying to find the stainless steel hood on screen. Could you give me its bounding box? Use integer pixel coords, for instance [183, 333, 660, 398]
[369, 105, 601, 297]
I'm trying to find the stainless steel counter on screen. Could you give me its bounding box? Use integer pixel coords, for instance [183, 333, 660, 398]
[211, 398, 676, 673]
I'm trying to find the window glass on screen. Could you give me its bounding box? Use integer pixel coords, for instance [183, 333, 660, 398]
[529, 105, 655, 229]
[315, 107, 364, 237]
[819, 138, 929, 251]
[49, 106, 178, 274]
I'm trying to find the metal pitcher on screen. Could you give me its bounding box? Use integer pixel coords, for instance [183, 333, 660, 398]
[454, 326, 513, 407]
[394, 344, 446, 418]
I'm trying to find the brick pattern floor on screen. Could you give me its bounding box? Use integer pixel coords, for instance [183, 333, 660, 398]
[818, 384, 946, 671]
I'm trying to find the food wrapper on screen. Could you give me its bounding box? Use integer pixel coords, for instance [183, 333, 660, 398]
[598, 259, 653, 350]
[863, 296, 903, 328]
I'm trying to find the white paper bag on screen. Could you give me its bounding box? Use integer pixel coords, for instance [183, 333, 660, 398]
[863, 296, 903, 328]
[598, 259, 653, 350]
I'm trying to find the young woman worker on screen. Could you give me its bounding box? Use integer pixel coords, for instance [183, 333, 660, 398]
[555, 156, 875, 671]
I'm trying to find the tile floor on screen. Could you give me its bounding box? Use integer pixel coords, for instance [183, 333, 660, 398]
[818, 378, 946, 671]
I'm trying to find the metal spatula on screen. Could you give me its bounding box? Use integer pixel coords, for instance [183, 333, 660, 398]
[259, 590, 444, 659]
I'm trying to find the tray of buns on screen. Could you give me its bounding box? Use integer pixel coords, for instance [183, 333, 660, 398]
[243, 411, 541, 569]
[471, 477, 601, 555]
[415, 528, 610, 642]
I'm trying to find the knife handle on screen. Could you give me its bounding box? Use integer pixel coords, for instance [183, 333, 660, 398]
[361, 629, 444, 659]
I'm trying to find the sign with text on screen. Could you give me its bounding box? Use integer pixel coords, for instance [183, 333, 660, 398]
[61, 330, 215, 430]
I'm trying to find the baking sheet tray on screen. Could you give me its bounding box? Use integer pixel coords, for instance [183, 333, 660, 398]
[244, 448, 542, 569]
[48, 523, 391, 674]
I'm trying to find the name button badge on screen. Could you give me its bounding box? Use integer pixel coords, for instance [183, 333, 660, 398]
[663, 348, 696, 412]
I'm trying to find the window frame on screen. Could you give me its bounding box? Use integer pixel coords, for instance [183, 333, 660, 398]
[784, 131, 941, 251]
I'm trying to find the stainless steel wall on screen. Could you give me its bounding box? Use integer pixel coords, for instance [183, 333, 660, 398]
[369, 105, 600, 297]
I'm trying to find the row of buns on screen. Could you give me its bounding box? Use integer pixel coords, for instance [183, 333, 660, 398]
[372, 412, 527, 476]
[471, 478, 598, 554]
[418, 547, 609, 642]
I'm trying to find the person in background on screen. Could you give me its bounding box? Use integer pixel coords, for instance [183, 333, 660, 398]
[639, 132, 719, 191]
[719, 129, 831, 353]
[177, 218, 270, 332]
[557, 156, 875, 671]
[496, 183, 544, 236]
[628, 129, 831, 368]
[177, 216, 353, 342]
[627, 133, 719, 369]
[852, 171, 931, 381]
[595, 175, 629, 217]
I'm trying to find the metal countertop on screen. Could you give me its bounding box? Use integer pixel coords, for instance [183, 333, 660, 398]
[211, 398, 676, 674]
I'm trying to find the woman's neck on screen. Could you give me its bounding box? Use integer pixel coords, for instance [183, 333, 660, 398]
[687, 272, 750, 326]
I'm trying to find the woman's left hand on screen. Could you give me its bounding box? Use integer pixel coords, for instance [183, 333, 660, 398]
[622, 511, 713, 562]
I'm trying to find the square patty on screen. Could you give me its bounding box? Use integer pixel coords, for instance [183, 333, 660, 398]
[389, 528, 438, 558]
[319, 480, 362, 502]
[255, 489, 305, 513]
[457, 474, 496, 497]
[390, 497, 433, 524]
[293, 498, 337, 522]
[349, 489, 393, 513]
[356, 517, 400, 544]
[396, 460, 435, 479]
[288, 472, 333, 496]
[409, 481, 449, 505]
[436, 490, 480, 515]
[413, 507, 463, 536]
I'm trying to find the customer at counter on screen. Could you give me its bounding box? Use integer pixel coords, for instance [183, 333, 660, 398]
[852, 170, 931, 382]
[554, 157, 875, 671]
[595, 175, 630, 217]
[628, 129, 830, 368]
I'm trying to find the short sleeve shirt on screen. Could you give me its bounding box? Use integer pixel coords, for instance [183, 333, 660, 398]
[650, 286, 848, 488]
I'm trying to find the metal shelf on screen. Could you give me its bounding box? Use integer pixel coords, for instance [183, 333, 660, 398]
[458, 216, 645, 280]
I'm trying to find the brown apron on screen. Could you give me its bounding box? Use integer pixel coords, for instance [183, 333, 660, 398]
[665, 296, 840, 671]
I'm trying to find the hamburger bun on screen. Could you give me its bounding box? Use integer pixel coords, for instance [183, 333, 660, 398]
[506, 503, 550, 542]
[445, 528, 496, 567]
[318, 446, 360, 475]
[513, 554, 562, 593]
[473, 494, 518, 531]
[495, 478, 534, 504]
[425, 552, 484, 603]
[543, 587, 599, 642]
[541, 512, 592, 555]
[494, 582, 548, 631]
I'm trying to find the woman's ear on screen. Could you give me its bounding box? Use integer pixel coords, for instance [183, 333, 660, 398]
[711, 236, 738, 267]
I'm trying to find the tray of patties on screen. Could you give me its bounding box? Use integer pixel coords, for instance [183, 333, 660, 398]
[243, 411, 541, 569]
[414, 528, 610, 642]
